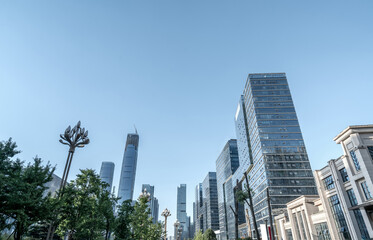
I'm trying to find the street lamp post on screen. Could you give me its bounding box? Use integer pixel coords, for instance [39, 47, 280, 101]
[177, 226, 183, 240]
[46, 121, 90, 240]
[58, 121, 90, 193]
[139, 188, 151, 201]
[161, 208, 171, 240]
[174, 220, 180, 240]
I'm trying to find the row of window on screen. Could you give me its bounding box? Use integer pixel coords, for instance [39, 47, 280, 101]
[323, 171, 372, 200]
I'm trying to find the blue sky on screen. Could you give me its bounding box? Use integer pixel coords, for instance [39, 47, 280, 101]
[1, 0, 373, 233]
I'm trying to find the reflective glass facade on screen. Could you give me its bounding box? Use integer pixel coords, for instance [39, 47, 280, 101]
[118, 133, 139, 204]
[234, 73, 317, 231]
[177, 184, 188, 239]
[142, 184, 159, 223]
[195, 173, 220, 233]
[328, 194, 351, 239]
[315, 222, 331, 240]
[346, 189, 369, 239]
[99, 161, 115, 193]
[216, 140, 245, 240]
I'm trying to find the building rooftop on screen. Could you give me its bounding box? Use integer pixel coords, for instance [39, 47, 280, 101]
[334, 124, 373, 143]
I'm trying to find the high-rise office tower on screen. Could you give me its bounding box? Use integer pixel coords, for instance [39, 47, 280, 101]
[234, 73, 317, 234]
[118, 133, 139, 204]
[177, 184, 188, 239]
[141, 184, 159, 223]
[195, 172, 220, 233]
[153, 197, 159, 223]
[99, 162, 115, 193]
[216, 140, 245, 240]
[195, 184, 203, 233]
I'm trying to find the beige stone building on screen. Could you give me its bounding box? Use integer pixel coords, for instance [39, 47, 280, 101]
[275, 125, 373, 240]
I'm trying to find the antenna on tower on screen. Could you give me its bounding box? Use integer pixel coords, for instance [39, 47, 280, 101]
[134, 125, 138, 134]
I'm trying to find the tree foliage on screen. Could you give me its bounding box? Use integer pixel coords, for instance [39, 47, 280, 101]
[193, 230, 204, 240]
[0, 139, 55, 240]
[130, 194, 163, 240]
[0, 138, 164, 240]
[56, 169, 116, 240]
[203, 229, 217, 240]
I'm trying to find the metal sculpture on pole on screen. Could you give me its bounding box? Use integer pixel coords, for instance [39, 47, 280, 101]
[161, 208, 171, 240]
[46, 121, 90, 240]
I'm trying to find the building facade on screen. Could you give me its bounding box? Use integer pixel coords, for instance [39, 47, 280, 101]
[177, 184, 189, 239]
[314, 125, 373, 240]
[234, 73, 317, 237]
[142, 184, 159, 223]
[99, 161, 115, 193]
[44, 173, 62, 197]
[275, 125, 373, 240]
[274, 195, 330, 240]
[216, 139, 246, 240]
[195, 172, 220, 233]
[118, 133, 139, 204]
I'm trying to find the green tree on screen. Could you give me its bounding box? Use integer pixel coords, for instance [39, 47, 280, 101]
[114, 200, 134, 240]
[193, 230, 204, 240]
[203, 229, 217, 240]
[130, 193, 163, 240]
[99, 191, 118, 240]
[0, 139, 55, 240]
[56, 169, 114, 240]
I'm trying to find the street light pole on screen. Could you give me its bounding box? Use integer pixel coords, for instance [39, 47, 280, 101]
[266, 188, 275, 240]
[46, 121, 90, 240]
[161, 208, 171, 240]
[174, 220, 180, 240]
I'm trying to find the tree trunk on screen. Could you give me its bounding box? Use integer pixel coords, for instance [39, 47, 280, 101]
[244, 172, 260, 240]
[14, 222, 22, 240]
[105, 219, 110, 240]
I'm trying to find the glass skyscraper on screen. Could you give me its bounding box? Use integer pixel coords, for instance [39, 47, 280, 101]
[99, 161, 115, 193]
[216, 140, 245, 240]
[118, 133, 139, 204]
[177, 184, 189, 239]
[195, 172, 220, 233]
[234, 73, 317, 234]
[141, 184, 159, 223]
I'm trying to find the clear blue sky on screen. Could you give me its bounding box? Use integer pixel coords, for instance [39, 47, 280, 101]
[1, 0, 373, 234]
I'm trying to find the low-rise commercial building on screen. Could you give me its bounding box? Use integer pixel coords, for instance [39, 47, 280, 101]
[275, 125, 373, 240]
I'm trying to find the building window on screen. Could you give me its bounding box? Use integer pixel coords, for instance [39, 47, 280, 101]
[339, 168, 349, 182]
[353, 209, 370, 239]
[315, 222, 331, 240]
[328, 195, 351, 240]
[367, 146, 373, 160]
[361, 181, 372, 200]
[350, 150, 361, 171]
[347, 189, 370, 239]
[346, 189, 358, 206]
[285, 229, 293, 240]
[323, 175, 335, 190]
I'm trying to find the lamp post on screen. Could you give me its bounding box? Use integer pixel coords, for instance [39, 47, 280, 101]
[46, 121, 90, 240]
[177, 226, 183, 240]
[161, 208, 171, 240]
[174, 220, 180, 240]
[58, 121, 90, 193]
[139, 188, 151, 201]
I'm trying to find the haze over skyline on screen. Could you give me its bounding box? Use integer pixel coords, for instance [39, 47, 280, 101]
[1, 0, 373, 233]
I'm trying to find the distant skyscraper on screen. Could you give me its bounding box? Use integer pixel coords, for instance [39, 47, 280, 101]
[99, 161, 115, 193]
[142, 184, 159, 223]
[234, 73, 317, 235]
[216, 140, 245, 240]
[44, 174, 62, 197]
[153, 197, 159, 223]
[177, 184, 188, 239]
[118, 133, 139, 204]
[195, 172, 220, 233]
